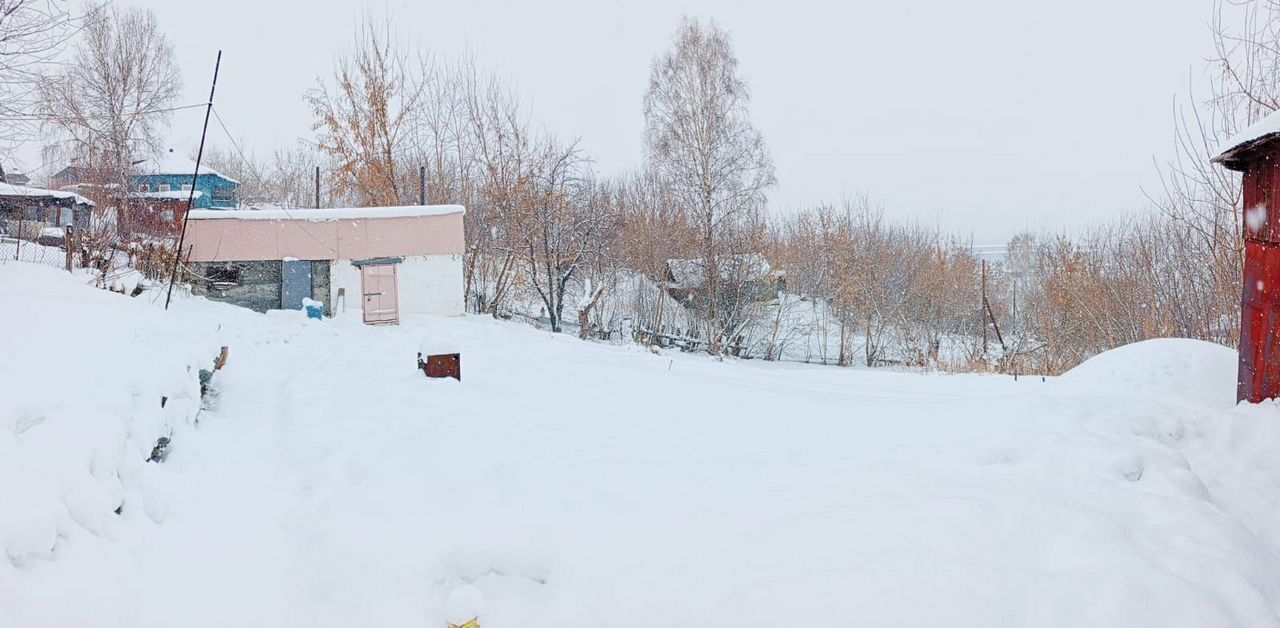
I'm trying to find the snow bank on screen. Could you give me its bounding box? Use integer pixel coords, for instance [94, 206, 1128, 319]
[0, 264, 217, 575]
[1056, 338, 1237, 407]
[6, 267, 1280, 627]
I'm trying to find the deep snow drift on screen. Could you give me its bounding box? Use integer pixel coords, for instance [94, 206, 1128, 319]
[4, 261, 1280, 627]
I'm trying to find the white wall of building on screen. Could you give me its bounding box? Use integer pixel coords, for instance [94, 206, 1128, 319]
[330, 253, 464, 320]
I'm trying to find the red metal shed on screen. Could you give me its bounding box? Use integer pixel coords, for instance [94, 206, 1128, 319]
[1214, 111, 1280, 402]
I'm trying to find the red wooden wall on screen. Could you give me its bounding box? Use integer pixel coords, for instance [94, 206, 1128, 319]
[1239, 153, 1280, 402]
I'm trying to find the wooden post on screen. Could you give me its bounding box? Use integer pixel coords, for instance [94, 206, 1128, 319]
[979, 259, 1006, 353]
[981, 260, 988, 354]
[14, 208, 23, 261]
[64, 225, 73, 271]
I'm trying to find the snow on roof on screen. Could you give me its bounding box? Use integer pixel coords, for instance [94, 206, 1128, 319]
[0, 182, 94, 206]
[131, 190, 203, 201]
[135, 151, 240, 184]
[186, 205, 465, 221]
[1215, 109, 1280, 169]
[666, 253, 775, 288]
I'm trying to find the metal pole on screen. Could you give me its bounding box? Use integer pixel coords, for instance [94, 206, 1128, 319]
[314, 166, 320, 209]
[419, 165, 426, 205]
[165, 51, 222, 310]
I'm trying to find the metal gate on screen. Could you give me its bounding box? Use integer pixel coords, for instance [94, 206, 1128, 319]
[281, 259, 312, 310]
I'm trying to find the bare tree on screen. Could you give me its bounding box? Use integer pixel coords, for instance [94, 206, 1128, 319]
[507, 141, 618, 332]
[307, 18, 424, 207]
[643, 16, 775, 353]
[0, 0, 81, 161]
[38, 4, 181, 185]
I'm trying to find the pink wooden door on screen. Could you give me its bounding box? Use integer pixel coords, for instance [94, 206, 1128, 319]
[360, 264, 400, 325]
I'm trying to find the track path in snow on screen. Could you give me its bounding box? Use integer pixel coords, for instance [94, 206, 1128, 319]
[114, 308, 1280, 627]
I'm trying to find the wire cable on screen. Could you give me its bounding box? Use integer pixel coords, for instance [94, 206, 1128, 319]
[0, 102, 208, 123]
[206, 104, 336, 254]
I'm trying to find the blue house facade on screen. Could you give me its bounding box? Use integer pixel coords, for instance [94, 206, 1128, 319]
[49, 150, 241, 210]
[131, 152, 239, 210]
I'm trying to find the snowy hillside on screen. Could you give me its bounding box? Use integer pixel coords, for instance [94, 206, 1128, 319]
[5, 261, 1280, 627]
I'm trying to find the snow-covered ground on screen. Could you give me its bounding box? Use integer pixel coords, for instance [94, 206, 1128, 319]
[5, 261, 1280, 627]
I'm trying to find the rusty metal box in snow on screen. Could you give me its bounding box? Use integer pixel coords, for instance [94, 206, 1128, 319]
[418, 352, 461, 381]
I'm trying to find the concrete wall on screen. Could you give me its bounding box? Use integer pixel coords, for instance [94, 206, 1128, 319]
[330, 254, 464, 318]
[189, 261, 282, 313]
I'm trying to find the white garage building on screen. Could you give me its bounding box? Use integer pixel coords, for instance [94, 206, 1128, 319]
[183, 205, 465, 324]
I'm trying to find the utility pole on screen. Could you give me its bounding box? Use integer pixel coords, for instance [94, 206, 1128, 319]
[165, 51, 222, 311]
[314, 166, 320, 209]
[419, 165, 426, 205]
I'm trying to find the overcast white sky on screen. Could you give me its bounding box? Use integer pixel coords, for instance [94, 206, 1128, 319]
[46, 0, 1217, 243]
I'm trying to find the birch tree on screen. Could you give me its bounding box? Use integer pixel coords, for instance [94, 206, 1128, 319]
[643, 16, 775, 353]
[38, 4, 180, 185]
[0, 0, 80, 162]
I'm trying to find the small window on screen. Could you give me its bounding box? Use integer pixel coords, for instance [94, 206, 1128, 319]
[207, 264, 240, 287]
[139, 184, 151, 193]
[158, 183, 171, 192]
[181, 184, 192, 192]
[212, 186, 234, 202]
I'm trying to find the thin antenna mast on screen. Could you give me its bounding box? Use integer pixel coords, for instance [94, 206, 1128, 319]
[165, 50, 222, 310]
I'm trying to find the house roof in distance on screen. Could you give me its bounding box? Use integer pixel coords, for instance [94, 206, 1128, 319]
[666, 253, 776, 288]
[135, 149, 240, 184]
[186, 205, 465, 221]
[1214, 109, 1280, 171]
[0, 182, 94, 206]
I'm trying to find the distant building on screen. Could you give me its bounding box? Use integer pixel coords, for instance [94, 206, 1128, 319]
[122, 190, 205, 238]
[131, 150, 239, 210]
[183, 205, 466, 322]
[4, 173, 31, 186]
[0, 182, 93, 237]
[50, 148, 240, 210]
[665, 253, 783, 305]
[49, 148, 242, 237]
[48, 165, 91, 189]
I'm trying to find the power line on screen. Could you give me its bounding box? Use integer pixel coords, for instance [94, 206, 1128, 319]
[207, 104, 337, 254]
[0, 102, 207, 123]
[210, 106, 266, 185]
